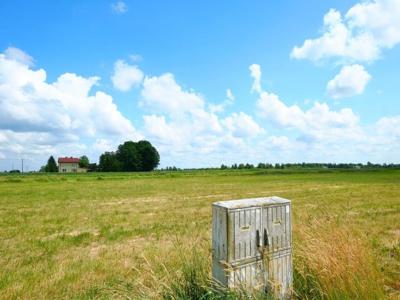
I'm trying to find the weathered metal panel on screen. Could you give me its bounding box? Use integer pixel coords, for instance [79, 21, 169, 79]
[224, 250, 292, 296]
[265, 249, 292, 299]
[263, 203, 291, 253]
[228, 207, 262, 262]
[227, 259, 265, 290]
[212, 196, 292, 299]
[212, 205, 228, 286]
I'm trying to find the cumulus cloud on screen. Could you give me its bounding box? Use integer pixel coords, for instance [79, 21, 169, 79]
[140, 73, 265, 166]
[256, 91, 360, 140]
[374, 115, 400, 138]
[291, 0, 400, 63]
[249, 64, 262, 93]
[111, 1, 128, 14]
[209, 89, 235, 113]
[252, 63, 362, 145]
[111, 59, 144, 91]
[4, 47, 34, 66]
[141, 73, 205, 114]
[327, 64, 371, 99]
[0, 48, 140, 169]
[1, 46, 399, 169]
[226, 89, 235, 102]
[222, 112, 264, 138]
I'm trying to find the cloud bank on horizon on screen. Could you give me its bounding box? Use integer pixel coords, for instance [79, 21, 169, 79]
[0, 0, 399, 170]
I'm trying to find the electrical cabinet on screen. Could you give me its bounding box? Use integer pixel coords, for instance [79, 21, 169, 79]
[212, 197, 292, 299]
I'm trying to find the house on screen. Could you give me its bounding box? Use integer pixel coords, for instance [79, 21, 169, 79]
[58, 157, 86, 173]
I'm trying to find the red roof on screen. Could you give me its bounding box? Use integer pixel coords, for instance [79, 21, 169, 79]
[58, 157, 80, 163]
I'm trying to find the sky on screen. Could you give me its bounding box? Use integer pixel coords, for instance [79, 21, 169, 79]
[0, 0, 399, 171]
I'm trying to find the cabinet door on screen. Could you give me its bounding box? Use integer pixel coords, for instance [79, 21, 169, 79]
[262, 204, 291, 252]
[227, 260, 265, 290]
[266, 250, 292, 299]
[228, 207, 262, 262]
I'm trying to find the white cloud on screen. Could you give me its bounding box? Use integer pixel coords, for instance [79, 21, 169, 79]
[252, 64, 362, 143]
[111, 59, 144, 92]
[257, 91, 361, 141]
[327, 64, 371, 99]
[141, 73, 205, 114]
[249, 64, 262, 93]
[4, 47, 34, 66]
[1, 46, 399, 170]
[0, 48, 140, 170]
[226, 89, 235, 102]
[222, 112, 264, 138]
[356, 115, 400, 162]
[140, 73, 265, 167]
[267, 136, 292, 151]
[143, 115, 185, 145]
[375, 115, 400, 138]
[291, 0, 400, 63]
[111, 1, 128, 14]
[209, 88, 235, 113]
[129, 54, 143, 62]
[346, 0, 400, 48]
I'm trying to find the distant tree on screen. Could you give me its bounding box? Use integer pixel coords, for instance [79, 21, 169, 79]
[87, 163, 97, 172]
[136, 140, 160, 171]
[45, 156, 58, 172]
[220, 164, 228, 169]
[99, 152, 121, 172]
[98, 140, 160, 172]
[116, 141, 141, 171]
[79, 155, 90, 168]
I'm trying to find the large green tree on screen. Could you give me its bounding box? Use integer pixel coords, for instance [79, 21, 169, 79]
[116, 141, 141, 171]
[98, 152, 122, 172]
[136, 140, 160, 171]
[79, 155, 90, 168]
[98, 140, 160, 172]
[45, 156, 58, 172]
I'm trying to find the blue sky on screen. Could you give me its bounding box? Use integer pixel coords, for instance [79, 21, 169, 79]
[0, 0, 399, 170]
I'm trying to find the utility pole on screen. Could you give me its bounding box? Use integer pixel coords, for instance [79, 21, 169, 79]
[21, 158, 24, 173]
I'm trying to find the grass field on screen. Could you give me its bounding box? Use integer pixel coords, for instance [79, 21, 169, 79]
[0, 169, 399, 299]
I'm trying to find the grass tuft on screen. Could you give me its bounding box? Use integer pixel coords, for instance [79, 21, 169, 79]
[293, 216, 385, 299]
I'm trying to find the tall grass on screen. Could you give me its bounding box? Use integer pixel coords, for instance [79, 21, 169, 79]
[97, 225, 385, 300]
[293, 217, 385, 299]
[0, 170, 398, 298]
[133, 222, 385, 300]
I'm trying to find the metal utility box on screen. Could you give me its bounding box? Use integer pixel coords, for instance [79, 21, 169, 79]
[212, 196, 292, 299]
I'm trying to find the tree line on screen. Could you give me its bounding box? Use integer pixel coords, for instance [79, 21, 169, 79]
[41, 140, 160, 172]
[220, 162, 400, 170]
[159, 162, 400, 171]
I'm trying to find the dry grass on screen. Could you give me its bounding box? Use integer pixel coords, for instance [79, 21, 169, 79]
[293, 215, 385, 299]
[0, 169, 399, 299]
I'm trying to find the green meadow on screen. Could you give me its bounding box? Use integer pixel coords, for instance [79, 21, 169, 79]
[0, 169, 399, 299]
